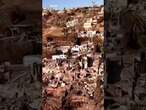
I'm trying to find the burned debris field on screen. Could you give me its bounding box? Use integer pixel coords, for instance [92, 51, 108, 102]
[42, 5, 104, 110]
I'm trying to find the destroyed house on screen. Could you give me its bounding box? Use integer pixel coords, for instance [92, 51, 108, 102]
[78, 32, 87, 38]
[84, 23, 92, 30]
[52, 54, 67, 60]
[87, 31, 96, 38]
[66, 19, 78, 28]
[98, 7, 104, 15]
[71, 45, 80, 53]
[78, 31, 97, 38]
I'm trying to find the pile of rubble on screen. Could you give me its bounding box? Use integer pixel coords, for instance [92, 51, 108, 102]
[42, 5, 104, 110]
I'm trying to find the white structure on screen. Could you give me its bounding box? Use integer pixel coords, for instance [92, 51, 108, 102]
[83, 18, 93, 30]
[86, 18, 93, 23]
[42, 9, 49, 16]
[92, 19, 97, 25]
[58, 10, 64, 14]
[78, 31, 87, 38]
[84, 23, 92, 30]
[59, 46, 70, 53]
[97, 32, 104, 39]
[82, 56, 88, 69]
[98, 7, 104, 15]
[71, 45, 80, 53]
[66, 19, 78, 28]
[87, 31, 96, 38]
[52, 54, 67, 60]
[78, 31, 97, 38]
